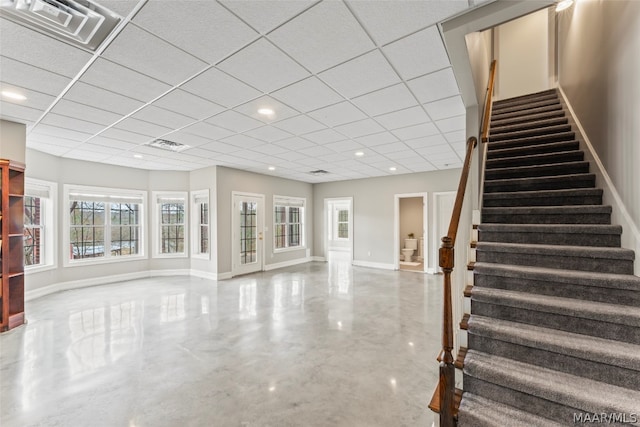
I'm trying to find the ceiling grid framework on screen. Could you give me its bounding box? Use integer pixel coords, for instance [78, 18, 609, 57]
[0, 0, 490, 183]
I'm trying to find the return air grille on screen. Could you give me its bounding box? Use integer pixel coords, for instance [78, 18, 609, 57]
[148, 139, 191, 153]
[0, 0, 121, 51]
[309, 169, 329, 175]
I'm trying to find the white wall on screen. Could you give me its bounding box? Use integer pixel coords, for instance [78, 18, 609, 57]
[313, 169, 460, 269]
[0, 119, 26, 163]
[557, 0, 640, 274]
[495, 8, 551, 99]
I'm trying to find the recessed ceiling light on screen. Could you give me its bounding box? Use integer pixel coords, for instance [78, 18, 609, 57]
[1, 90, 27, 101]
[268, 166, 275, 171]
[556, 0, 573, 12]
[389, 167, 397, 171]
[258, 108, 274, 116]
[133, 154, 143, 159]
[355, 151, 364, 157]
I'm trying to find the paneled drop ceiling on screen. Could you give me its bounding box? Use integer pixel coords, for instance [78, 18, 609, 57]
[0, 0, 489, 183]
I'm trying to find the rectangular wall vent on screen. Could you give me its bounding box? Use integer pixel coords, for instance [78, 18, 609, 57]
[0, 0, 121, 51]
[148, 139, 191, 153]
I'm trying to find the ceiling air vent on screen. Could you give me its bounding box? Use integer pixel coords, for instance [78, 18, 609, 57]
[148, 139, 191, 153]
[309, 169, 329, 176]
[0, 0, 121, 51]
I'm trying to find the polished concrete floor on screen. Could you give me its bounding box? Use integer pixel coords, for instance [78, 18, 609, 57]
[1, 255, 443, 426]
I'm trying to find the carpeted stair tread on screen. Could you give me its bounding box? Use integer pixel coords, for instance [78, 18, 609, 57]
[467, 315, 640, 372]
[483, 188, 603, 207]
[477, 224, 622, 247]
[483, 173, 595, 192]
[487, 130, 575, 148]
[491, 99, 561, 117]
[482, 204, 611, 224]
[490, 109, 565, 128]
[470, 287, 640, 327]
[486, 140, 579, 159]
[485, 160, 589, 180]
[485, 150, 584, 169]
[490, 103, 563, 123]
[490, 117, 568, 136]
[473, 262, 640, 292]
[492, 89, 558, 107]
[488, 124, 572, 142]
[458, 393, 566, 427]
[463, 350, 640, 420]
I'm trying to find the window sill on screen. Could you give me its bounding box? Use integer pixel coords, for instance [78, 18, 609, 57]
[152, 253, 188, 259]
[191, 253, 210, 260]
[25, 264, 57, 274]
[274, 246, 306, 254]
[64, 254, 147, 268]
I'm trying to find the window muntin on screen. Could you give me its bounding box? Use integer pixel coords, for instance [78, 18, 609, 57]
[24, 179, 57, 271]
[191, 190, 210, 258]
[199, 203, 209, 254]
[24, 196, 43, 266]
[160, 202, 185, 254]
[273, 196, 305, 251]
[69, 200, 106, 259]
[110, 203, 140, 256]
[337, 209, 349, 239]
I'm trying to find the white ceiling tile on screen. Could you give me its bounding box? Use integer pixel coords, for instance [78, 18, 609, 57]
[153, 89, 225, 120]
[319, 152, 350, 163]
[383, 26, 451, 80]
[444, 130, 466, 144]
[64, 149, 111, 162]
[435, 115, 466, 133]
[132, 106, 196, 129]
[374, 106, 429, 130]
[225, 149, 268, 161]
[96, 0, 139, 16]
[50, 99, 121, 126]
[268, 1, 375, 73]
[64, 81, 144, 116]
[206, 110, 263, 133]
[220, 0, 315, 34]
[0, 56, 71, 96]
[0, 83, 55, 110]
[351, 83, 417, 117]
[78, 142, 125, 155]
[220, 134, 265, 149]
[318, 50, 400, 98]
[273, 150, 308, 162]
[80, 58, 172, 103]
[161, 131, 210, 148]
[29, 131, 81, 147]
[392, 122, 440, 141]
[273, 137, 316, 150]
[271, 76, 343, 113]
[134, 0, 257, 64]
[250, 144, 289, 156]
[40, 114, 105, 135]
[115, 117, 173, 137]
[27, 142, 70, 156]
[324, 139, 364, 153]
[409, 163, 437, 172]
[308, 102, 366, 127]
[244, 126, 292, 143]
[384, 149, 419, 161]
[354, 131, 398, 147]
[334, 119, 385, 138]
[298, 144, 335, 157]
[272, 114, 326, 135]
[181, 67, 261, 108]
[101, 128, 152, 144]
[302, 128, 345, 144]
[424, 95, 466, 121]
[371, 142, 410, 154]
[194, 142, 243, 155]
[234, 95, 299, 123]
[88, 136, 138, 151]
[0, 18, 92, 77]
[218, 39, 309, 93]
[0, 102, 43, 123]
[408, 68, 460, 104]
[405, 134, 448, 150]
[183, 122, 235, 140]
[103, 25, 208, 85]
[416, 144, 456, 156]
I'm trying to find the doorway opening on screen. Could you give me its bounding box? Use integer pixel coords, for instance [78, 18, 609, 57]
[394, 193, 427, 273]
[231, 192, 265, 277]
[324, 197, 353, 263]
[433, 191, 456, 274]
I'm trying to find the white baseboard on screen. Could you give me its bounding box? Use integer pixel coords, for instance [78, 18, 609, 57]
[217, 272, 233, 280]
[189, 269, 218, 280]
[558, 86, 640, 276]
[264, 257, 312, 271]
[426, 267, 439, 274]
[352, 260, 395, 270]
[311, 256, 326, 262]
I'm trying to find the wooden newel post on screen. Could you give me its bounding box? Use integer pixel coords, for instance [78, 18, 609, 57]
[439, 235, 456, 427]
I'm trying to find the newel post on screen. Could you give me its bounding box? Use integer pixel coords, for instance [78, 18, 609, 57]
[439, 235, 455, 427]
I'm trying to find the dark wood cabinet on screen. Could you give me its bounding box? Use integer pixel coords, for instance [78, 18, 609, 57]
[1, 159, 25, 331]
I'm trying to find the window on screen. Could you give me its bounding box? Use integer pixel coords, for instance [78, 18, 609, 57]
[273, 196, 305, 251]
[153, 192, 187, 257]
[65, 185, 146, 265]
[24, 179, 56, 272]
[191, 190, 210, 259]
[337, 209, 349, 239]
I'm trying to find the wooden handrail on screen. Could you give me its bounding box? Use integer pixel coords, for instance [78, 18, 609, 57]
[436, 60, 496, 427]
[481, 60, 498, 143]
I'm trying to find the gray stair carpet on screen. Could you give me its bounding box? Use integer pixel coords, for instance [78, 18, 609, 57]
[458, 88, 640, 425]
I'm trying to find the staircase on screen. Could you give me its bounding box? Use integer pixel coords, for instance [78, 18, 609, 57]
[457, 89, 640, 426]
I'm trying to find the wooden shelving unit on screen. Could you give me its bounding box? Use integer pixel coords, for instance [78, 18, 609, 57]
[1, 159, 25, 332]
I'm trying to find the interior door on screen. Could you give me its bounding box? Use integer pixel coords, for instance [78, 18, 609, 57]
[232, 193, 264, 276]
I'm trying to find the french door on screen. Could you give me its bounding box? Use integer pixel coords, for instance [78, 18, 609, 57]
[232, 193, 264, 276]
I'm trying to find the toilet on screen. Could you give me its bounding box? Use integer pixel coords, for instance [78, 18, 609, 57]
[402, 238, 418, 262]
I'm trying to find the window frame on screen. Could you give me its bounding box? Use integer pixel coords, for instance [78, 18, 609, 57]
[63, 184, 147, 267]
[152, 191, 188, 259]
[24, 178, 57, 274]
[335, 208, 350, 241]
[190, 189, 210, 260]
[273, 195, 306, 253]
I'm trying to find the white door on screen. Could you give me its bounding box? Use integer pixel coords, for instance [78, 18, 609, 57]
[232, 193, 264, 276]
[434, 192, 456, 273]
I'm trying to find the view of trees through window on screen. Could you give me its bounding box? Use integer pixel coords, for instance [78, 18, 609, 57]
[160, 203, 185, 254]
[337, 209, 349, 239]
[24, 196, 42, 266]
[274, 203, 303, 249]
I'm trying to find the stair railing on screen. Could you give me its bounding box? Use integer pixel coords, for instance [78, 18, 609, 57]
[437, 59, 496, 427]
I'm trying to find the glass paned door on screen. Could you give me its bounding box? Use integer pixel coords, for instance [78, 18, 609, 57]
[232, 193, 264, 276]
